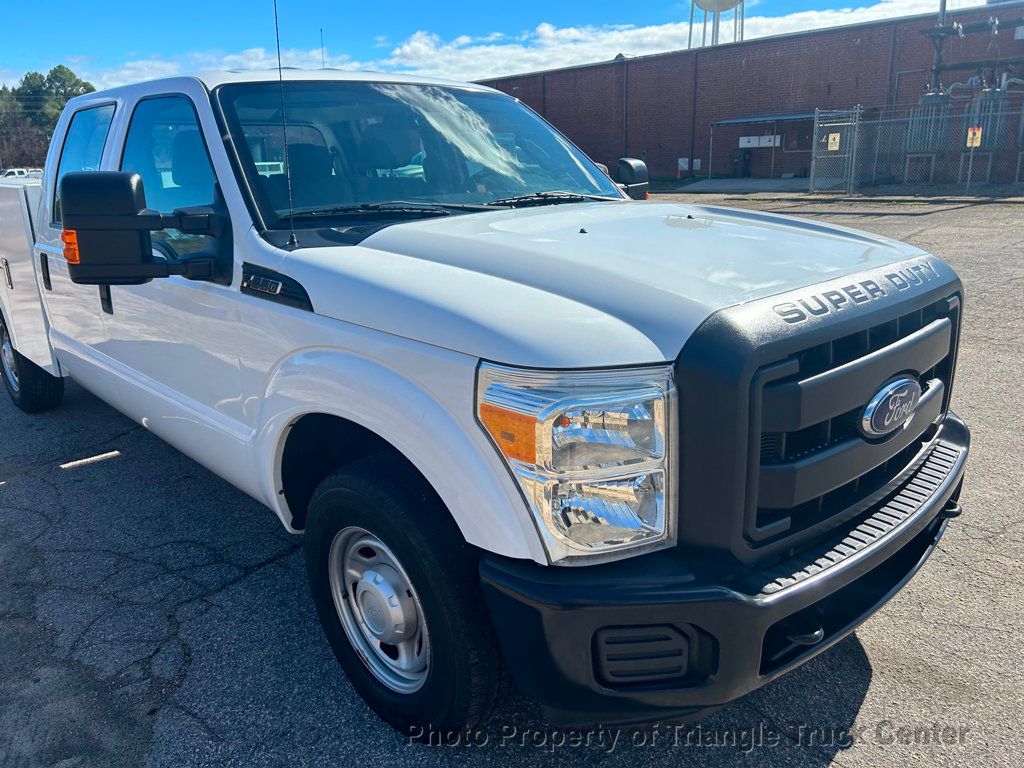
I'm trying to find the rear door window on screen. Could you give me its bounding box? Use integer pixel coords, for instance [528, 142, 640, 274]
[52, 104, 116, 223]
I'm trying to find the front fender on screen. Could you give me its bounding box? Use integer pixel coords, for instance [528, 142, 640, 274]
[252, 346, 547, 562]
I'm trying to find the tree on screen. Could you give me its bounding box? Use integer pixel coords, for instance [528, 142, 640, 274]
[0, 84, 39, 168]
[1, 65, 94, 167]
[12, 71, 47, 129]
[45, 65, 94, 103]
[14, 66, 95, 131]
[0, 86, 21, 123]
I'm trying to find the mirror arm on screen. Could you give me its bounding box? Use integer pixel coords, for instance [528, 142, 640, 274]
[62, 257, 215, 282]
[63, 210, 163, 230]
[172, 206, 226, 238]
[168, 256, 216, 280]
[62, 207, 225, 238]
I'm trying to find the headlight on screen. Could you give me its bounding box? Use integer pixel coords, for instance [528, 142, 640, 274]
[477, 363, 676, 564]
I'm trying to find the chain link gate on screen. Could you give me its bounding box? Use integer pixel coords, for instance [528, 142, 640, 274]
[809, 107, 863, 194]
[809, 104, 1022, 195]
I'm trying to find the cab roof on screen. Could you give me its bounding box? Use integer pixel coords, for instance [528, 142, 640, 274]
[78, 69, 497, 103]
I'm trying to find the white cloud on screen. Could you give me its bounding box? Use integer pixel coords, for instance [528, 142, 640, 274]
[88, 59, 183, 89]
[0, 68, 20, 89]
[80, 0, 982, 89]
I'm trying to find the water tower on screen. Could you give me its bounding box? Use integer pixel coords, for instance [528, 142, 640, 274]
[689, 0, 745, 48]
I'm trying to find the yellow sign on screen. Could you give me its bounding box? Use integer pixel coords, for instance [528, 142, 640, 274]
[827, 132, 841, 151]
[966, 127, 983, 149]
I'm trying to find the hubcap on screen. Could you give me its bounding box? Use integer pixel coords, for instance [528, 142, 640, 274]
[328, 527, 430, 693]
[1, 325, 18, 392]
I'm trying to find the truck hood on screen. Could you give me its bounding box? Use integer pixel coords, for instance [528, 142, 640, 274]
[283, 201, 927, 368]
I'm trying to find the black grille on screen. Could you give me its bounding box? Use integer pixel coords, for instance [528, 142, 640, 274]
[751, 295, 960, 544]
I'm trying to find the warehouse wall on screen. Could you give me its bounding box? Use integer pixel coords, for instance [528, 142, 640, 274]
[482, 2, 1024, 179]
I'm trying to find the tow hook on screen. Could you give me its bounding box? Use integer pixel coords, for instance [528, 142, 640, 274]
[786, 626, 825, 647]
[938, 501, 962, 520]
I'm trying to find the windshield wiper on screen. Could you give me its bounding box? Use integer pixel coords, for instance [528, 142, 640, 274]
[288, 200, 500, 218]
[485, 191, 622, 207]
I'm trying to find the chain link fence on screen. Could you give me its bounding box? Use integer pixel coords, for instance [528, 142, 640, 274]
[810, 103, 1024, 195]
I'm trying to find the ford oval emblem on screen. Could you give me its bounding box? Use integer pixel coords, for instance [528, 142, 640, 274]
[860, 377, 922, 439]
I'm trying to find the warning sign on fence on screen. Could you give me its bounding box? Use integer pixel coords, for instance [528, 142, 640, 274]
[966, 127, 983, 149]
[827, 132, 841, 151]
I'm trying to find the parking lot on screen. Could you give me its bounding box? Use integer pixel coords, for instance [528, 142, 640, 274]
[1, 195, 1022, 768]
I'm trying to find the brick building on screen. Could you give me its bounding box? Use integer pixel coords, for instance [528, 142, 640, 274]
[480, 2, 1024, 180]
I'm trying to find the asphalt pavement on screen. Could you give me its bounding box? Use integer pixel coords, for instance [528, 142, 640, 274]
[1, 195, 1021, 767]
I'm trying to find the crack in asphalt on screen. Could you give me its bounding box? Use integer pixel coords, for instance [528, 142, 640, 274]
[0, 424, 143, 484]
[1, 397, 304, 768]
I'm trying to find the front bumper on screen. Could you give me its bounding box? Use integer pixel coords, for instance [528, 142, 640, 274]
[480, 413, 968, 727]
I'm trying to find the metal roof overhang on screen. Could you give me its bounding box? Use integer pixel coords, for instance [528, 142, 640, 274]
[711, 113, 817, 127]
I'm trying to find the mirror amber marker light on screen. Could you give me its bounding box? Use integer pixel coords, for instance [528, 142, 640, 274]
[60, 230, 80, 264]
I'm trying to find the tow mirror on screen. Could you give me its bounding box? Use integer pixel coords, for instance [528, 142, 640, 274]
[616, 158, 649, 200]
[60, 171, 224, 285]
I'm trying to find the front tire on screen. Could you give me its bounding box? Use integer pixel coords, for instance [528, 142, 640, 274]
[304, 454, 509, 734]
[0, 313, 64, 413]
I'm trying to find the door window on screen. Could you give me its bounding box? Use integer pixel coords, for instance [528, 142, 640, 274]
[52, 104, 115, 223]
[120, 97, 217, 257]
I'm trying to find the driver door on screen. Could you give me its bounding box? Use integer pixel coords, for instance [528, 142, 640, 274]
[97, 93, 250, 471]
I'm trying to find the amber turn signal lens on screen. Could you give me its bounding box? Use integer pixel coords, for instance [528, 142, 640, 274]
[61, 230, 80, 264]
[479, 402, 536, 464]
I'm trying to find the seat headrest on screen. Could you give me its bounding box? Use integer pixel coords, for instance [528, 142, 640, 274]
[287, 143, 332, 179]
[360, 120, 421, 170]
[171, 130, 214, 188]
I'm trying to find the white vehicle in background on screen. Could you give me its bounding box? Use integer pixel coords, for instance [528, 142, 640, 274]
[254, 160, 285, 176]
[1, 168, 29, 178]
[27, 168, 44, 179]
[0, 70, 969, 733]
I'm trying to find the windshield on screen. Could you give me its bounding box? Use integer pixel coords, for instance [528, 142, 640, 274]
[215, 81, 623, 226]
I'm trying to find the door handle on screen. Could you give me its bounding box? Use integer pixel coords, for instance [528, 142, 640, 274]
[1, 258, 11, 289]
[39, 253, 52, 291]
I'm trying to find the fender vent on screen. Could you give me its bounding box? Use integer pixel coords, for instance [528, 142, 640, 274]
[593, 625, 690, 686]
[241, 262, 313, 312]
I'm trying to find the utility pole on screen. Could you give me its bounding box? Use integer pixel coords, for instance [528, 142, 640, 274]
[929, 0, 948, 94]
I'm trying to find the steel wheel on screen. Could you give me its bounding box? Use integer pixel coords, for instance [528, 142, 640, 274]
[328, 526, 430, 693]
[1, 323, 19, 393]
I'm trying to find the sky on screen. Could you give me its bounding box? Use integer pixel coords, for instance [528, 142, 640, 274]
[2, 0, 983, 90]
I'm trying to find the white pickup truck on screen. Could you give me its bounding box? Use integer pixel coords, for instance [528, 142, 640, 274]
[0, 70, 969, 733]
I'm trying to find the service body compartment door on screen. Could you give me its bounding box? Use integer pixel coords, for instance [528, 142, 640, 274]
[0, 182, 58, 374]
